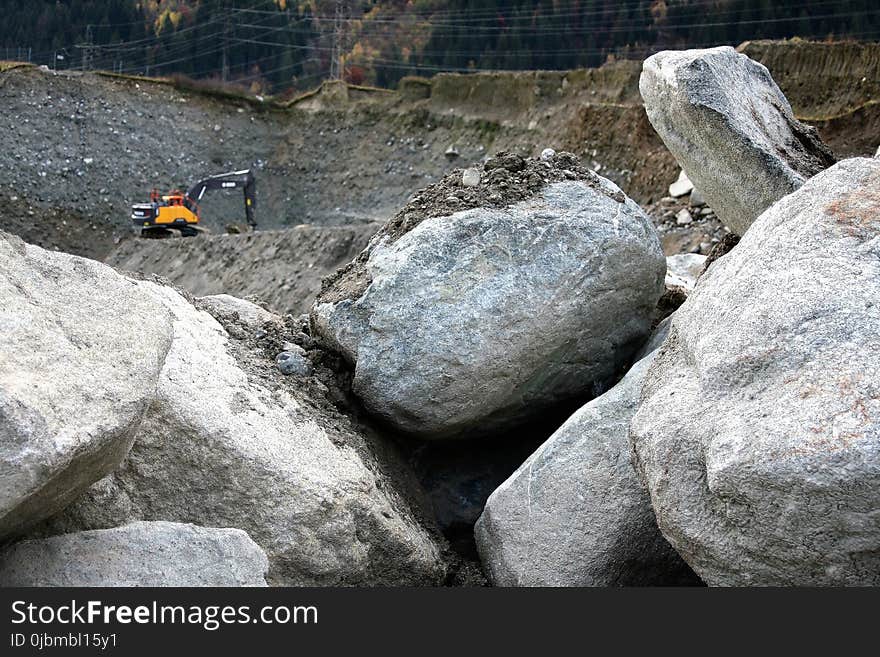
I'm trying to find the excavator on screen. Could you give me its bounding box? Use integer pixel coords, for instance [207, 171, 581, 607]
[131, 169, 257, 237]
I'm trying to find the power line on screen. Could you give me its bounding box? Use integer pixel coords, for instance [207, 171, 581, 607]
[330, 0, 345, 80]
[9, 0, 876, 90]
[230, 0, 863, 27]
[88, 5, 294, 77]
[227, 7, 879, 57]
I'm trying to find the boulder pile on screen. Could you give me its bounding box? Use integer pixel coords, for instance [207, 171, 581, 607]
[475, 344, 697, 586]
[0, 231, 448, 587]
[466, 47, 877, 587]
[2, 45, 877, 588]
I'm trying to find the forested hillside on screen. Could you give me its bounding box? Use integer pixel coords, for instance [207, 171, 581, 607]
[1, 0, 877, 92]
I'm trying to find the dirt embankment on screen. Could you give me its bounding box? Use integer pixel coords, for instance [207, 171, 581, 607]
[739, 39, 880, 120]
[740, 39, 880, 159]
[108, 223, 379, 315]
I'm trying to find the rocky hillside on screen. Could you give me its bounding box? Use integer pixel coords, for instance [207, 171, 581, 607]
[0, 39, 877, 265]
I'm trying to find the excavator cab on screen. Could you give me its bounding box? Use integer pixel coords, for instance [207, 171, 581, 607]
[132, 170, 257, 238]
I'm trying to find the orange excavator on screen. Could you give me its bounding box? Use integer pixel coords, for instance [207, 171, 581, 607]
[131, 169, 257, 237]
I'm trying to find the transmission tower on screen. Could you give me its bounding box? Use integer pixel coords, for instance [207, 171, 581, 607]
[222, 2, 231, 82]
[78, 24, 94, 71]
[330, 0, 345, 81]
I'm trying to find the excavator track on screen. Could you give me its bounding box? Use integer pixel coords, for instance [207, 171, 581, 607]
[140, 222, 211, 239]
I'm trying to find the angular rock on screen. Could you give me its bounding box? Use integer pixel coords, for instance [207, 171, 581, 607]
[668, 170, 694, 198]
[0, 521, 268, 587]
[665, 253, 707, 293]
[640, 46, 835, 235]
[197, 294, 276, 329]
[657, 253, 707, 324]
[313, 177, 665, 438]
[475, 348, 697, 586]
[0, 232, 171, 541]
[275, 349, 312, 376]
[45, 282, 447, 586]
[461, 168, 481, 187]
[630, 158, 880, 586]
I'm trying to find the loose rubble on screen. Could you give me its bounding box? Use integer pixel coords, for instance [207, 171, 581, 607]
[644, 182, 728, 255]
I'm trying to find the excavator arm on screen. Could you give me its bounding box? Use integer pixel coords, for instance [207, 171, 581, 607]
[185, 169, 257, 229]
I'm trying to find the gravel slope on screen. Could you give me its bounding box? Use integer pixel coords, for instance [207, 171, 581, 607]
[107, 223, 380, 315]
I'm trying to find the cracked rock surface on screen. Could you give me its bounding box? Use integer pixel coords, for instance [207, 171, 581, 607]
[631, 158, 880, 586]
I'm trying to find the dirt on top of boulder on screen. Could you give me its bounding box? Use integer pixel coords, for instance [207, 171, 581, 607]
[317, 150, 624, 304]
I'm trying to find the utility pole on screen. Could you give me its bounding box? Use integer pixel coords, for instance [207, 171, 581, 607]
[79, 24, 94, 71]
[330, 0, 344, 81]
[221, 1, 230, 83]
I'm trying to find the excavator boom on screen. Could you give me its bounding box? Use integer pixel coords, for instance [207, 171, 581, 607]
[185, 169, 257, 229]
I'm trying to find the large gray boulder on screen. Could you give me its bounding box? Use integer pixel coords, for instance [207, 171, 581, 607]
[475, 349, 696, 586]
[312, 176, 665, 438]
[0, 521, 268, 586]
[640, 46, 835, 235]
[45, 282, 446, 586]
[630, 158, 880, 586]
[0, 232, 171, 541]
